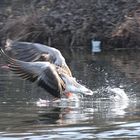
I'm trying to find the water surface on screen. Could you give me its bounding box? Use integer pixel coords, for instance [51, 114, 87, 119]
[0, 49, 140, 139]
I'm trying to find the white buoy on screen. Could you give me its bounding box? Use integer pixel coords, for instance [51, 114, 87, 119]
[91, 40, 101, 53]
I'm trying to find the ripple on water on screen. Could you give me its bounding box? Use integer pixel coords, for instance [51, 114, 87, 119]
[96, 123, 140, 139]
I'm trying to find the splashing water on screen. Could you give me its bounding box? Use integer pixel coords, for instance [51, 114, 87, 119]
[36, 96, 81, 108]
[107, 87, 129, 115]
[108, 87, 129, 102]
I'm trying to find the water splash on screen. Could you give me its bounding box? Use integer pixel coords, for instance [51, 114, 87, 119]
[107, 87, 129, 116]
[36, 97, 81, 108]
[108, 87, 129, 102]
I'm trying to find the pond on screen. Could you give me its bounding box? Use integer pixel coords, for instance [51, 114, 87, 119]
[0, 48, 140, 140]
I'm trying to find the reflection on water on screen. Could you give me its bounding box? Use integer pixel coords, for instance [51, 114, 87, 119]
[0, 49, 140, 139]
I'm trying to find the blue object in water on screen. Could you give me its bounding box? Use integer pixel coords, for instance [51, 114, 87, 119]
[91, 40, 101, 53]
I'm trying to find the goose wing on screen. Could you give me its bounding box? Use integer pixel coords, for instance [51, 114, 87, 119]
[5, 39, 46, 62]
[0, 49, 65, 98]
[5, 39, 62, 64]
[5, 39, 72, 76]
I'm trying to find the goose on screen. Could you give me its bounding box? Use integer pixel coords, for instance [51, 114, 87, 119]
[0, 41, 93, 99]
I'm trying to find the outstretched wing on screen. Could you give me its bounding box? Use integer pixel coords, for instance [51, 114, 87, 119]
[0, 48, 65, 98]
[5, 39, 72, 76]
[5, 39, 44, 62]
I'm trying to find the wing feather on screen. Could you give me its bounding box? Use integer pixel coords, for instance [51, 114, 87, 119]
[5, 40, 72, 77]
[5, 40, 42, 62]
[38, 66, 65, 98]
[0, 48, 64, 98]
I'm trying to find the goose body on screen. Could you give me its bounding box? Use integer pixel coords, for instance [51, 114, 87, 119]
[1, 40, 93, 99]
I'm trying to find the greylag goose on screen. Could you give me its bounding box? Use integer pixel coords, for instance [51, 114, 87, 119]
[0, 40, 93, 99]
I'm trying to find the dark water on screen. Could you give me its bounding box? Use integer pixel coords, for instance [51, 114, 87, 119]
[0, 49, 140, 140]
